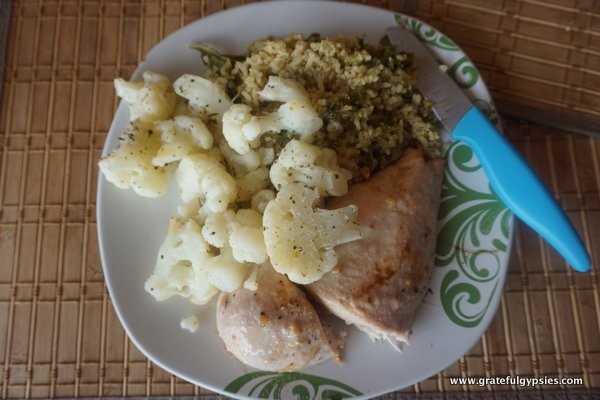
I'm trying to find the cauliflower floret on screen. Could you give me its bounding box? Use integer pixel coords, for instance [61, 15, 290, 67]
[173, 74, 232, 117]
[153, 115, 214, 166]
[205, 245, 251, 292]
[200, 208, 263, 291]
[114, 71, 176, 122]
[221, 78, 323, 156]
[202, 209, 235, 248]
[258, 76, 310, 102]
[270, 139, 352, 196]
[180, 315, 200, 333]
[144, 217, 219, 305]
[176, 200, 214, 223]
[259, 76, 323, 141]
[263, 183, 361, 284]
[99, 120, 170, 197]
[229, 209, 267, 264]
[175, 151, 237, 213]
[275, 98, 323, 141]
[145, 213, 258, 299]
[201, 209, 267, 264]
[221, 104, 284, 156]
[251, 189, 276, 214]
[221, 104, 260, 155]
[236, 166, 270, 202]
[219, 141, 262, 178]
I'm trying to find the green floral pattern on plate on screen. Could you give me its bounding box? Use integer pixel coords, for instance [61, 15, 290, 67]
[397, 15, 459, 50]
[225, 371, 362, 399]
[436, 142, 512, 327]
[397, 15, 480, 89]
[447, 56, 479, 89]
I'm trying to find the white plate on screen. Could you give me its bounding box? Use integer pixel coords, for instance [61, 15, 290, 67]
[97, 1, 513, 399]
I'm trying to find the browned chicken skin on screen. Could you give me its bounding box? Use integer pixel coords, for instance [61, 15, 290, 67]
[216, 262, 343, 371]
[307, 146, 444, 347]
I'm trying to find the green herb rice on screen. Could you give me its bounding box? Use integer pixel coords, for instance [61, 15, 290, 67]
[199, 33, 441, 181]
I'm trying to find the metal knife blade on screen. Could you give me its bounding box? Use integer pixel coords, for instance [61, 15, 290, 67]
[384, 26, 591, 273]
[385, 27, 473, 137]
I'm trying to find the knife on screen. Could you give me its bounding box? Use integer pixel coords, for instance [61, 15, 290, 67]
[385, 26, 591, 273]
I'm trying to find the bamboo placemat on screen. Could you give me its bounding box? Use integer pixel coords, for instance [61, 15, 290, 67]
[0, 1, 598, 399]
[415, 0, 600, 133]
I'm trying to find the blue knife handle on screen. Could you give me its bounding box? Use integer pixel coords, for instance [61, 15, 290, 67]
[453, 106, 591, 272]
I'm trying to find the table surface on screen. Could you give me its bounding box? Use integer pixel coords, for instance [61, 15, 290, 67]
[0, 1, 598, 399]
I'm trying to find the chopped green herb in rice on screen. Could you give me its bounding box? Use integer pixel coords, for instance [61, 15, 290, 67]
[200, 33, 441, 181]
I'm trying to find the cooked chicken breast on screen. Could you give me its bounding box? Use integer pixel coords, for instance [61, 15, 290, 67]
[216, 262, 344, 371]
[307, 146, 444, 347]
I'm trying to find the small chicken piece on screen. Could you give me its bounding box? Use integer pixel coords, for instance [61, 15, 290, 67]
[307, 146, 444, 347]
[216, 262, 343, 371]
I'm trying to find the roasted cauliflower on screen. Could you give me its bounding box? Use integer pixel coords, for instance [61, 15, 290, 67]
[114, 71, 176, 123]
[263, 183, 361, 284]
[98, 120, 170, 198]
